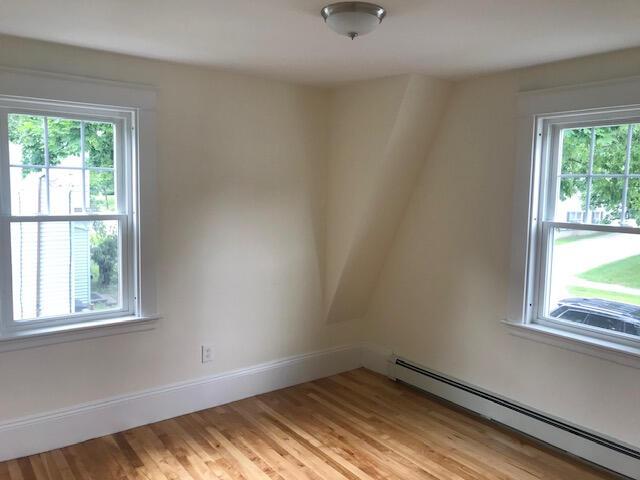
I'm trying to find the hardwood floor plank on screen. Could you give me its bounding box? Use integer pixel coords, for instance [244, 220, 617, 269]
[61, 447, 93, 480]
[0, 461, 11, 480]
[194, 409, 286, 480]
[255, 401, 375, 480]
[264, 387, 437, 480]
[16, 458, 37, 480]
[122, 429, 173, 480]
[291, 389, 468, 479]
[27, 456, 50, 480]
[1, 369, 619, 479]
[6, 461, 24, 480]
[323, 371, 601, 480]
[313, 375, 568, 480]
[228, 403, 329, 480]
[235, 404, 351, 480]
[38, 452, 64, 480]
[113, 433, 146, 470]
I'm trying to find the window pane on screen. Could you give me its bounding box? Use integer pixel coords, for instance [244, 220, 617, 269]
[627, 179, 640, 227]
[8, 114, 45, 166]
[87, 170, 116, 212]
[48, 117, 82, 168]
[593, 125, 628, 175]
[85, 121, 114, 168]
[10, 167, 46, 215]
[49, 168, 84, 214]
[11, 220, 121, 321]
[556, 177, 587, 223]
[590, 177, 623, 225]
[548, 228, 640, 337]
[560, 127, 590, 174]
[631, 124, 640, 173]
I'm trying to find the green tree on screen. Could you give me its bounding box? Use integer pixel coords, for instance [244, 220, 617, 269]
[9, 114, 114, 168]
[89, 171, 116, 211]
[9, 115, 115, 209]
[90, 221, 118, 289]
[561, 125, 640, 224]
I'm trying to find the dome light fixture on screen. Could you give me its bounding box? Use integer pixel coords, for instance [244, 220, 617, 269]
[321, 2, 386, 40]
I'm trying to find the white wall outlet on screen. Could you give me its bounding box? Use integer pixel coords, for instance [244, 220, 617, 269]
[201, 345, 214, 363]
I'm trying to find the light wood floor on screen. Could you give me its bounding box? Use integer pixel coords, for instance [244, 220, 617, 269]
[0, 368, 618, 480]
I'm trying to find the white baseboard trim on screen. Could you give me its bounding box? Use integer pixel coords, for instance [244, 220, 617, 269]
[4, 341, 637, 479]
[0, 344, 361, 462]
[372, 348, 640, 480]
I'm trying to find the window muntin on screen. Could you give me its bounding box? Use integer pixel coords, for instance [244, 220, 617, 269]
[9, 114, 117, 216]
[536, 117, 640, 342]
[554, 124, 640, 227]
[0, 102, 136, 330]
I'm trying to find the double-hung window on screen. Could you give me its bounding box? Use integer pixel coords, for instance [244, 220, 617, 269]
[0, 98, 138, 333]
[535, 115, 640, 342]
[511, 77, 640, 356]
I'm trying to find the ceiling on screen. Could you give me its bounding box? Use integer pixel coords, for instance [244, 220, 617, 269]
[1, 0, 640, 85]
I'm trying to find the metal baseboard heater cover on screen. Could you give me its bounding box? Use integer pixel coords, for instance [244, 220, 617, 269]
[392, 357, 640, 480]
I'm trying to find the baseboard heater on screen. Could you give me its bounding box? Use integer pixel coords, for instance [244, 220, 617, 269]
[392, 357, 639, 480]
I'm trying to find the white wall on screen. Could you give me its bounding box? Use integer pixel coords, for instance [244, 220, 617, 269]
[365, 50, 640, 448]
[325, 75, 408, 312]
[325, 75, 451, 322]
[0, 35, 361, 421]
[1, 32, 640, 452]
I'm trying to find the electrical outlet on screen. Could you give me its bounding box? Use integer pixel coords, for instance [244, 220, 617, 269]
[201, 345, 214, 363]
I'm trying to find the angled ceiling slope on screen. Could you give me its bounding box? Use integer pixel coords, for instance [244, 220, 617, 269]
[325, 74, 451, 323]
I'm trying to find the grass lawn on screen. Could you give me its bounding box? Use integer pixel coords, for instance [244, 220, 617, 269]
[568, 286, 640, 306]
[554, 232, 607, 246]
[578, 254, 640, 289]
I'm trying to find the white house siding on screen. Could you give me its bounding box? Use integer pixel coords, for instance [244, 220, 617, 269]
[72, 222, 91, 310]
[38, 222, 72, 317]
[11, 222, 38, 320]
[9, 146, 92, 321]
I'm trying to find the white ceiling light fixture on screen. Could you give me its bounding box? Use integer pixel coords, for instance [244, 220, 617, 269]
[321, 2, 386, 40]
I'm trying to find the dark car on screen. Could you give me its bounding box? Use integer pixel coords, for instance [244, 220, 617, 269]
[550, 298, 640, 337]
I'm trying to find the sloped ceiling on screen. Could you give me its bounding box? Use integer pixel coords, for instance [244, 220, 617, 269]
[325, 74, 451, 323]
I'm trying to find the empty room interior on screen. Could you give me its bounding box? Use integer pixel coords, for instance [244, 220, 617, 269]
[1, 1, 640, 478]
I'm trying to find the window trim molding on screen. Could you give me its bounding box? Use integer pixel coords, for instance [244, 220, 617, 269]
[508, 75, 640, 365]
[502, 320, 640, 369]
[0, 66, 159, 349]
[0, 315, 160, 353]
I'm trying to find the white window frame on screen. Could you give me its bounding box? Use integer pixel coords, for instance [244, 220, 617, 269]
[533, 111, 640, 344]
[0, 67, 158, 351]
[506, 75, 640, 368]
[0, 99, 137, 330]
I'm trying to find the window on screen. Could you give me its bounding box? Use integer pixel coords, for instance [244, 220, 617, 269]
[529, 112, 640, 346]
[0, 99, 138, 332]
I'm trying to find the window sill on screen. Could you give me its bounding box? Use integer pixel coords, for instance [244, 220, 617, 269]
[502, 320, 640, 369]
[0, 315, 160, 353]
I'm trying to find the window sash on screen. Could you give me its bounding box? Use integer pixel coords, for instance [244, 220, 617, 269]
[543, 123, 640, 226]
[530, 114, 640, 346]
[543, 220, 640, 235]
[7, 215, 133, 330]
[6, 113, 126, 217]
[536, 222, 640, 329]
[0, 100, 138, 332]
[559, 173, 640, 178]
[9, 164, 114, 172]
